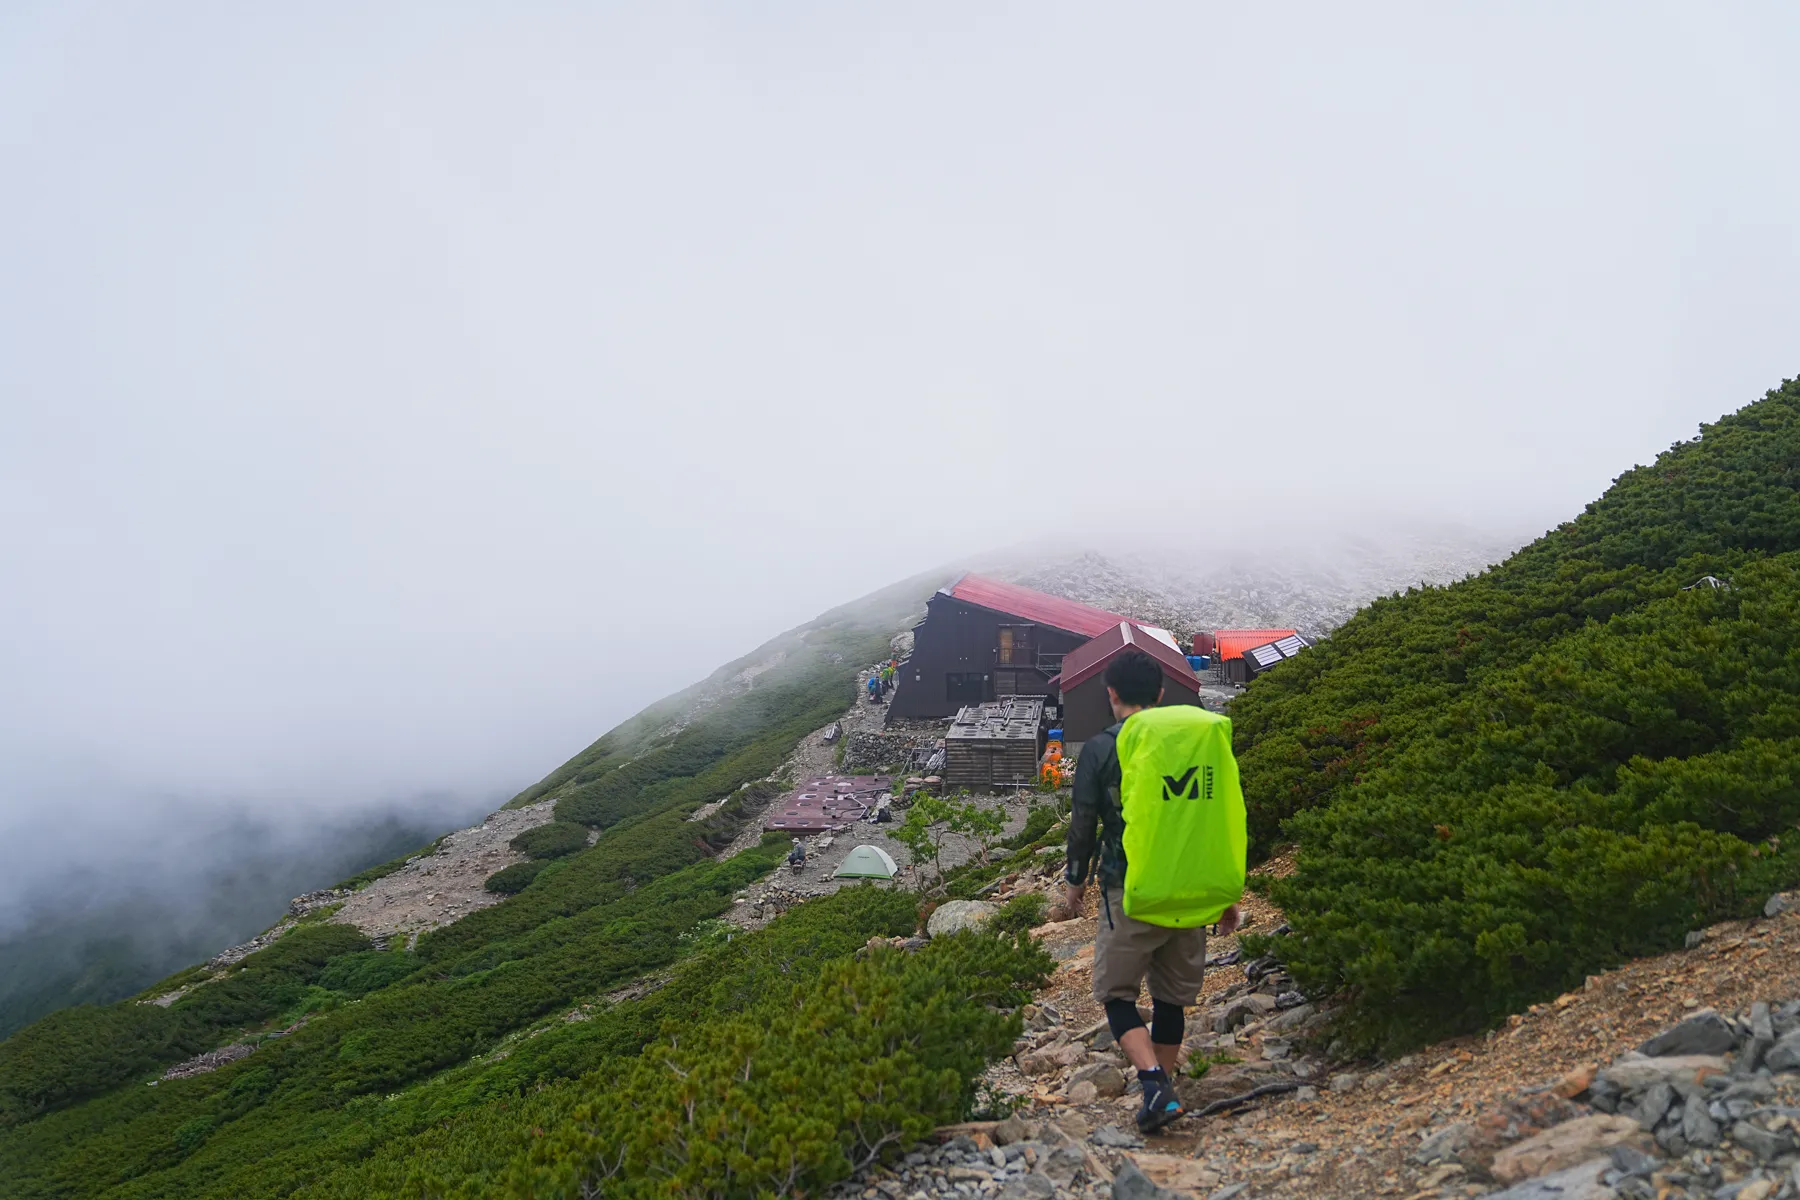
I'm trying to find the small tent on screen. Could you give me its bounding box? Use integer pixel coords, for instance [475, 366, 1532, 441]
[833, 844, 899, 879]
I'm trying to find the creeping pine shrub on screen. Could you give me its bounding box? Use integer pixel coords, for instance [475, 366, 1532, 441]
[499, 931, 1053, 1200]
[1228, 381, 1800, 1049]
[317, 950, 417, 997]
[990, 892, 1048, 937]
[1003, 804, 1060, 851]
[484, 861, 547, 894]
[509, 821, 591, 860]
[0, 922, 373, 1126]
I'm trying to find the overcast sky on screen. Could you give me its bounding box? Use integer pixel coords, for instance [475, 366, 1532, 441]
[4, 3, 1799, 907]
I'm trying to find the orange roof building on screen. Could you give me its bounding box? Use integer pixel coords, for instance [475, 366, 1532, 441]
[1212, 629, 1299, 662]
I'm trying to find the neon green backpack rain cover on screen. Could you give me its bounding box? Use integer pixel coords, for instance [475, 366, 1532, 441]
[1116, 705, 1247, 928]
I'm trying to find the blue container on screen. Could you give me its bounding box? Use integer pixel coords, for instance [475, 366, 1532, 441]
[1186, 655, 1208, 672]
[1047, 728, 1063, 742]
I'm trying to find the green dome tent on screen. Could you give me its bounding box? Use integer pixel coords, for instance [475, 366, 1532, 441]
[833, 844, 899, 879]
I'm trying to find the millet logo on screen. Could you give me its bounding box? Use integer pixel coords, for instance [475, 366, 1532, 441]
[1161, 766, 1214, 801]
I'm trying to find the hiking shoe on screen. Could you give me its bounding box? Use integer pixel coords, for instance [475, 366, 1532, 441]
[1135, 1068, 1184, 1134]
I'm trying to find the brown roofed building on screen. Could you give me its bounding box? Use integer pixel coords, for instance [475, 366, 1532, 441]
[1051, 622, 1203, 742]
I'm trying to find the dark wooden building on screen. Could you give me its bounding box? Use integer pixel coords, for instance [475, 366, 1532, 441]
[1052, 621, 1203, 742]
[888, 574, 1165, 720]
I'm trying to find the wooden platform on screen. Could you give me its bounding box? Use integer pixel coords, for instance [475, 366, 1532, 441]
[764, 774, 894, 834]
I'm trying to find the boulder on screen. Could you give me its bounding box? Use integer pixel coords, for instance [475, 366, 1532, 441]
[1409, 1122, 1472, 1166]
[1177, 1068, 1261, 1112]
[1266, 1003, 1316, 1032]
[1481, 1157, 1615, 1200]
[1765, 891, 1795, 917]
[1752, 1001, 1775, 1043]
[991, 1115, 1034, 1146]
[1208, 994, 1277, 1034]
[1596, 1051, 1730, 1092]
[1065, 1080, 1099, 1104]
[1018, 1042, 1086, 1076]
[1126, 1152, 1220, 1194]
[1763, 1029, 1800, 1071]
[1730, 1119, 1794, 1162]
[1090, 1125, 1145, 1149]
[1629, 1081, 1675, 1132]
[1639, 1010, 1736, 1057]
[998, 1179, 1056, 1200]
[1036, 1144, 1088, 1188]
[1681, 1099, 1721, 1148]
[1110, 1161, 1185, 1200]
[1489, 1115, 1642, 1185]
[1553, 1064, 1595, 1099]
[927, 900, 999, 937]
[1069, 1062, 1128, 1098]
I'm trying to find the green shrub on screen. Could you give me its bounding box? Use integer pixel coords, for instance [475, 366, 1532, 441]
[1232, 379, 1800, 1049]
[484, 862, 547, 894]
[495, 932, 1051, 1200]
[1003, 804, 1060, 851]
[316, 951, 418, 997]
[0, 1002, 201, 1126]
[509, 821, 590, 860]
[0, 924, 370, 1128]
[990, 893, 1047, 936]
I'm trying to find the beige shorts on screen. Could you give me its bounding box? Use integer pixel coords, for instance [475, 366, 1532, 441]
[1091, 889, 1209, 1007]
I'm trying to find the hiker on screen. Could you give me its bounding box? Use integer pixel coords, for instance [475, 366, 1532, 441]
[1061, 650, 1247, 1134]
[787, 838, 807, 869]
[867, 673, 881, 703]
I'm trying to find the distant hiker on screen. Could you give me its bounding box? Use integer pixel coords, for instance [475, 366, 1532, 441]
[787, 838, 807, 869]
[1062, 650, 1247, 1134]
[867, 673, 882, 703]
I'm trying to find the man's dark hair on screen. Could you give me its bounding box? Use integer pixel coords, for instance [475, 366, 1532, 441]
[1104, 650, 1164, 708]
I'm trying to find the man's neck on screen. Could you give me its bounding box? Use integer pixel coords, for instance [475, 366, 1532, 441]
[1115, 705, 1148, 721]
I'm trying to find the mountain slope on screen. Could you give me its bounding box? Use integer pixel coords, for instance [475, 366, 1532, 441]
[0, 810, 456, 1041]
[0, 573, 1018, 1200]
[1233, 378, 1800, 1047]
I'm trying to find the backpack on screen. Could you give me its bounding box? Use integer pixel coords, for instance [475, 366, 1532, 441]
[1115, 705, 1247, 928]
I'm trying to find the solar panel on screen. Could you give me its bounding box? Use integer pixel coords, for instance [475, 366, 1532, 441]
[1247, 644, 1284, 668]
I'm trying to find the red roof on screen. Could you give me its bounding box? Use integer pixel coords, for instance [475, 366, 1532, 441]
[1214, 629, 1299, 662]
[1055, 622, 1200, 693]
[947, 574, 1143, 639]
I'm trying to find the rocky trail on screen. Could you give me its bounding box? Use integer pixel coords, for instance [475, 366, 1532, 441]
[832, 856, 1800, 1200]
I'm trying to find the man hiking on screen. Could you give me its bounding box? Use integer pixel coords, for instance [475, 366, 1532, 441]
[1062, 649, 1247, 1133]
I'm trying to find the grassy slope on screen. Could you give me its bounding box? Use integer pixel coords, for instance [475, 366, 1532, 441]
[0, 574, 941, 1200]
[1233, 378, 1800, 1046]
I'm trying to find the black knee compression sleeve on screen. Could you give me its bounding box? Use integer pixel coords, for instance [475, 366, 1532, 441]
[1150, 1000, 1185, 1046]
[1104, 998, 1145, 1042]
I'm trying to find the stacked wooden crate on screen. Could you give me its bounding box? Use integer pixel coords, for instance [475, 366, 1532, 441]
[944, 696, 1044, 790]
